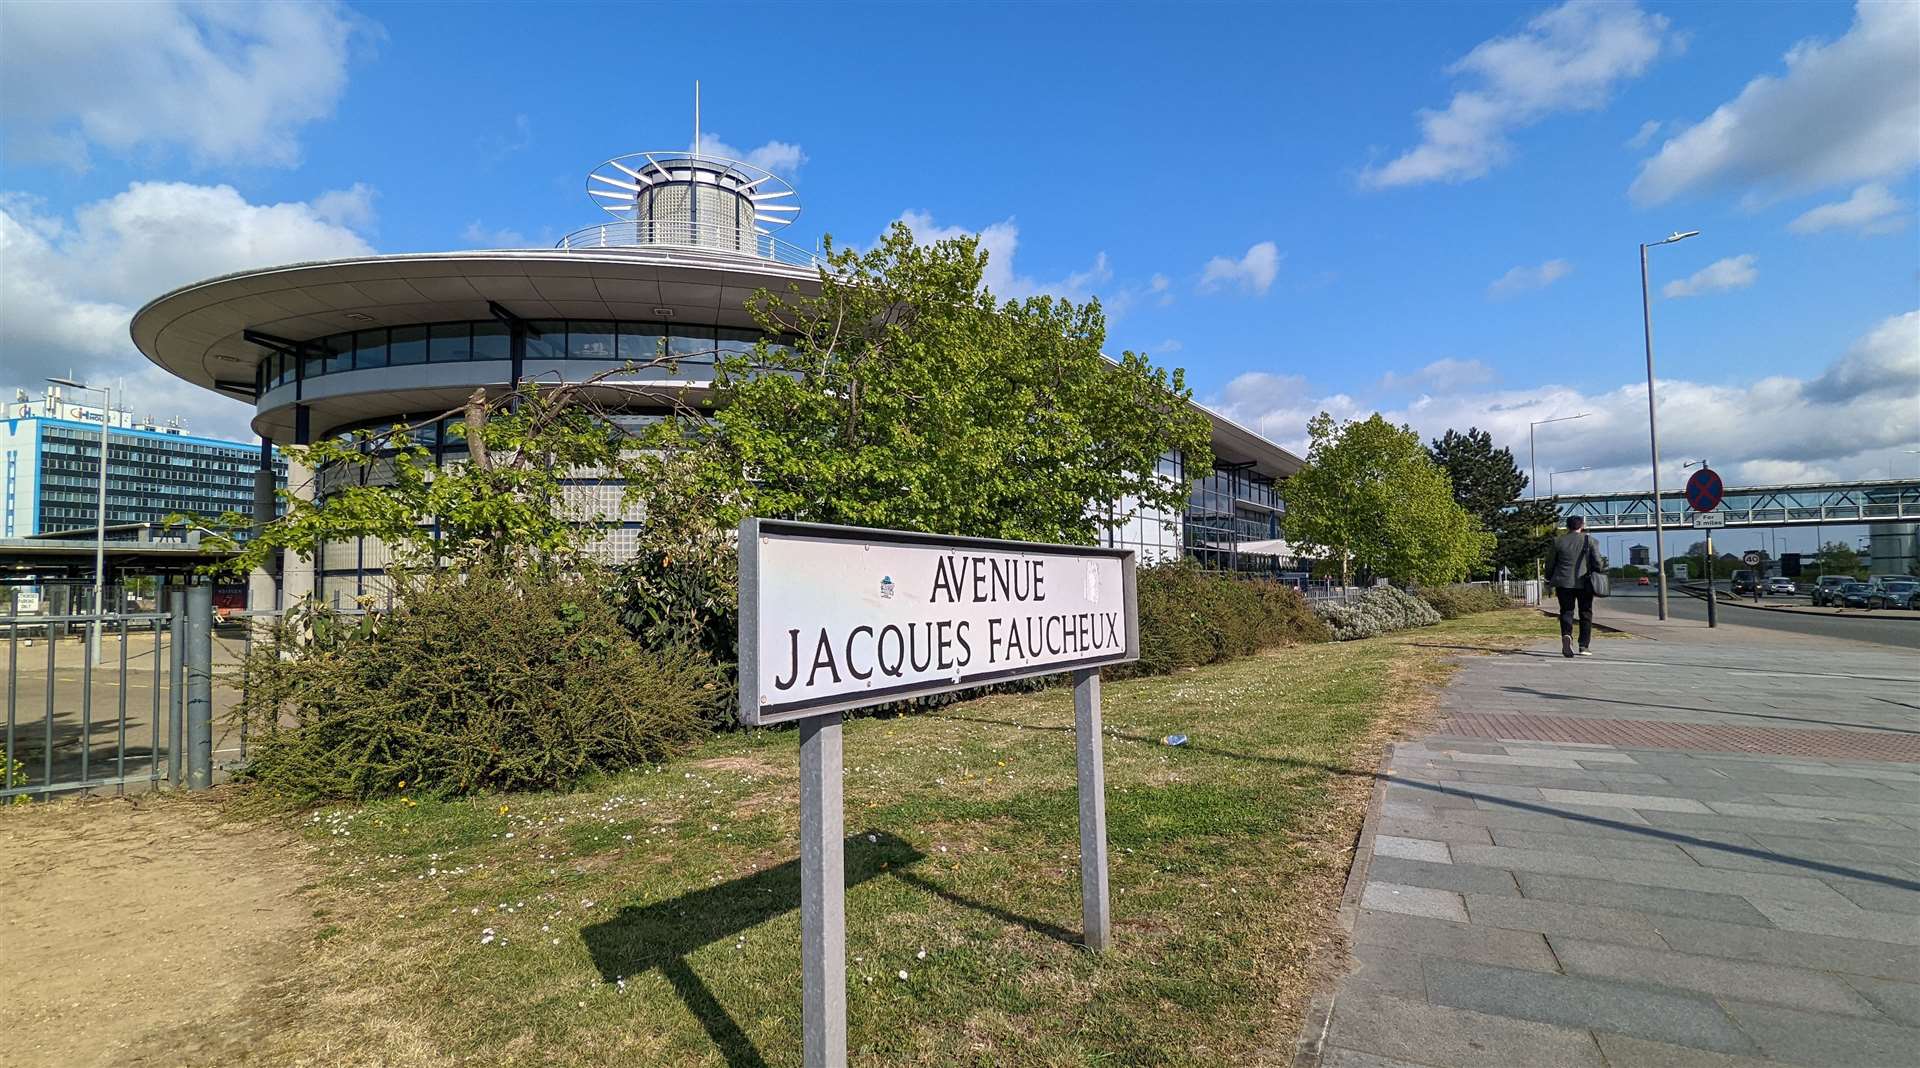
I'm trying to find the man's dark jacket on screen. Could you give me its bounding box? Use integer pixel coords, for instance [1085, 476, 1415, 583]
[1546, 530, 1600, 590]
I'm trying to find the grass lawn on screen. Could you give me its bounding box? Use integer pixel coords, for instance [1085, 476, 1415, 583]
[251, 608, 1553, 1067]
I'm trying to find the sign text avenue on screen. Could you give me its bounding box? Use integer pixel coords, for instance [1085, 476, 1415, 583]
[740, 519, 1138, 725]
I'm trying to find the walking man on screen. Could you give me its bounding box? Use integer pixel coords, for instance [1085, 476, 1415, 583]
[1546, 516, 1602, 658]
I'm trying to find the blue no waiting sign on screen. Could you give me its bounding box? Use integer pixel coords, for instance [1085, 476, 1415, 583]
[1686, 467, 1724, 512]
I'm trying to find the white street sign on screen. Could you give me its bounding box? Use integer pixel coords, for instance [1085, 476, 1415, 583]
[737, 518, 1136, 1067]
[1691, 512, 1725, 528]
[740, 520, 1138, 726]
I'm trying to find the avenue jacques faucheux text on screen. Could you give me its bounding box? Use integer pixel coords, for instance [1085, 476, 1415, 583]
[771, 554, 1124, 692]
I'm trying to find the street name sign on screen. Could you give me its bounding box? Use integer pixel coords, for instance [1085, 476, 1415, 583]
[1685, 467, 1724, 512]
[1692, 512, 1725, 528]
[738, 518, 1137, 1067]
[740, 520, 1138, 725]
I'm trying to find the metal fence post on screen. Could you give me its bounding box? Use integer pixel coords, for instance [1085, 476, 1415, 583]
[168, 586, 185, 786]
[186, 583, 214, 790]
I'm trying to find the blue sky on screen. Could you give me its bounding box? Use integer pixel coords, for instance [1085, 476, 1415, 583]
[1, 1, 1915, 556]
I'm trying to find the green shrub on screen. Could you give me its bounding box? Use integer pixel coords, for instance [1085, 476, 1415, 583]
[1126, 561, 1330, 676]
[1417, 583, 1512, 620]
[1313, 585, 1442, 641]
[234, 561, 725, 804]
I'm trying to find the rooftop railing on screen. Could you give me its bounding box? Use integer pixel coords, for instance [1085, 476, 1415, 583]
[555, 219, 824, 270]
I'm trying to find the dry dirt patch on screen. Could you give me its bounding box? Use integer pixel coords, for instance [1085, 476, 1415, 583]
[0, 794, 315, 1068]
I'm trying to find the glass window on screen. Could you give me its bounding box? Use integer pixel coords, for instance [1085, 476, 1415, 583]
[471, 321, 511, 361]
[388, 325, 427, 366]
[301, 349, 324, 383]
[354, 329, 389, 370]
[568, 320, 617, 360]
[429, 323, 473, 362]
[618, 321, 664, 362]
[716, 326, 759, 360]
[525, 320, 565, 361]
[669, 326, 718, 363]
[271, 353, 291, 389]
[323, 333, 353, 375]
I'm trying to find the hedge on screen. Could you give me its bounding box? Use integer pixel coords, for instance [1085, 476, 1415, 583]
[1312, 585, 1442, 641]
[1125, 561, 1331, 676]
[1416, 583, 1512, 620]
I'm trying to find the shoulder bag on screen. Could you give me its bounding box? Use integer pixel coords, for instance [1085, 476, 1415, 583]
[1585, 536, 1611, 597]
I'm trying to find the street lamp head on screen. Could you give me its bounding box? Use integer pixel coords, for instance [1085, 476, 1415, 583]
[46, 376, 87, 389]
[1662, 230, 1700, 244]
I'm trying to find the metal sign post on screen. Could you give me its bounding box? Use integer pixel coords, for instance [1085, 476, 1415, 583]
[739, 519, 1138, 1066]
[1686, 466, 1724, 628]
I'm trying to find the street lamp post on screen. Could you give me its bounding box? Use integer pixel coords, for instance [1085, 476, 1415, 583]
[1548, 466, 1594, 497]
[1529, 414, 1591, 502]
[47, 375, 114, 658]
[1639, 229, 1700, 621]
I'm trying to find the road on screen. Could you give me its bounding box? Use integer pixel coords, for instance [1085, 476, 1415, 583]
[1606, 589, 1920, 650]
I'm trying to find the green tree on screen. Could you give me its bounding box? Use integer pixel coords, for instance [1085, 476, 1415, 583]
[1284, 413, 1493, 586]
[1427, 427, 1557, 578]
[1815, 540, 1864, 578]
[685, 222, 1214, 544]
[213, 368, 692, 579]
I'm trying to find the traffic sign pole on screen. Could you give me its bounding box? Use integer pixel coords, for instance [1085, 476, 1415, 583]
[1705, 530, 1716, 628]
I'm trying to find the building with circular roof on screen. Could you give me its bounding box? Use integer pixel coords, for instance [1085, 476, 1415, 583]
[131, 145, 1304, 607]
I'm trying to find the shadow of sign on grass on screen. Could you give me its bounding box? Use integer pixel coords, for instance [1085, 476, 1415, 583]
[580, 830, 1078, 1068]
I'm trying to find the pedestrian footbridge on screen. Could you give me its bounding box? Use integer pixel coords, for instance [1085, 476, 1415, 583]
[1547, 478, 1920, 532]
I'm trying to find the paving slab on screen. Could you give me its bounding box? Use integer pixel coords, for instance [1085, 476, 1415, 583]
[1717, 999, 1920, 1067]
[1300, 620, 1920, 1067]
[1420, 957, 1759, 1055]
[1547, 936, 1880, 1017]
[1321, 990, 1606, 1068]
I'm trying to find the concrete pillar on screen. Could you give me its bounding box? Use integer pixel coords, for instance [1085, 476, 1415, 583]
[1868, 523, 1917, 578]
[248, 437, 279, 633]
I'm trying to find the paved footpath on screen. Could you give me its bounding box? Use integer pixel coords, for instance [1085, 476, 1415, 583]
[1300, 604, 1920, 1068]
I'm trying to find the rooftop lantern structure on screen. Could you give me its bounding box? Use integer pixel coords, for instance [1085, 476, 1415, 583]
[557, 85, 817, 265]
[560, 152, 806, 262]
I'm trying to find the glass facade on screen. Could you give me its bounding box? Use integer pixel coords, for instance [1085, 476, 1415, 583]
[256, 318, 779, 395]
[19, 421, 285, 536]
[1185, 463, 1286, 574]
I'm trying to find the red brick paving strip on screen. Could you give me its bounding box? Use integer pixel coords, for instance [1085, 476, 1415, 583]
[1439, 713, 1920, 763]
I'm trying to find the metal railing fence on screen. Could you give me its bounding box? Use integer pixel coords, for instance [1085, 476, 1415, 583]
[2, 586, 215, 800]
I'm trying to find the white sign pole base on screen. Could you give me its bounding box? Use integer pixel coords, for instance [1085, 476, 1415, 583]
[1074, 668, 1112, 952]
[799, 712, 847, 1067]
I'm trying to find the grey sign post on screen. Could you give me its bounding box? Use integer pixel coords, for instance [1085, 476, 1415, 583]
[739, 519, 1137, 1066]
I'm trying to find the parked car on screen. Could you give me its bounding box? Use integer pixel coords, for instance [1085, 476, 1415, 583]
[1868, 580, 1920, 610]
[1730, 569, 1760, 595]
[1836, 582, 1874, 608]
[1636, 576, 1651, 586]
[1810, 575, 1852, 606]
[1766, 577, 1797, 595]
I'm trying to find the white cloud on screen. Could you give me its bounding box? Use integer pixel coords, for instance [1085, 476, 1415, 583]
[1625, 120, 1662, 149]
[1379, 358, 1498, 393]
[0, 1, 366, 168]
[461, 221, 530, 248]
[890, 210, 1113, 304]
[1154, 339, 1183, 354]
[0, 182, 377, 440]
[1149, 273, 1174, 307]
[1207, 310, 1920, 496]
[1662, 254, 1758, 298]
[479, 114, 533, 163]
[1362, 0, 1671, 188]
[695, 133, 808, 175]
[1198, 242, 1281, 296]
[1488, 258, 1572, 298]
[1787, 184, 1911, 236]
[1630, 2, 1920, 205]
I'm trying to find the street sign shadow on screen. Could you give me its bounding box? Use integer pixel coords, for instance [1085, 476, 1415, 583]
[581, 831, 924, 1068]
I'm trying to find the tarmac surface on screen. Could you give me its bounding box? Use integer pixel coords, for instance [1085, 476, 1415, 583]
[1301, 602, 1920, 1067]
[1611, 589, 1920, 651]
